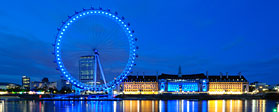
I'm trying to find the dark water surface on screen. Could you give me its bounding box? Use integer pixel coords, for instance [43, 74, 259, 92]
[0, 98, 278, 112]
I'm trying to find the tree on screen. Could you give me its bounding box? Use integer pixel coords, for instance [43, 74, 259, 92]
[42, 78, 49, 83]
[59, 86, 72, 94]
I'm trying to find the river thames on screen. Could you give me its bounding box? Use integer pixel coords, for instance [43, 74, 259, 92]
[0, 99, 278, 112]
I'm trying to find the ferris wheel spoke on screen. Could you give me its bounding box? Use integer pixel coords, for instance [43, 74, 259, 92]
[101, 25, 120, 42]
[95, 25, 120, 46]
[62, 49, 93, 52]
[55, 9, 137, 92]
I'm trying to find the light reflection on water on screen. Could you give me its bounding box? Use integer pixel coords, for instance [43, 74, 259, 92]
[0, 99, 278, 112]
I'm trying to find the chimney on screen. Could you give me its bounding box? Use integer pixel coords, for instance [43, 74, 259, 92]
[239, 72, 242, 78]
[178, 65, 182, 74]
[206, 71, 209, 78]
[143, 72, 145, 78]
[226, 72, 228, 78]
[220, 72, 223, 78]
[156, 74, 158, 82]
[178, 65, 182, 77]
[156, 71, 159, 81]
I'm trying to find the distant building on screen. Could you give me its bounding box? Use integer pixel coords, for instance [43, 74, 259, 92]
[273, 84, 279, 92]
[31, 82, 57, 90]
[121, 75, 158, 94]
[57, 79, 72, 91]
[22, 76, 30, 90]
[250, 82, 269, 92]
[158, 73, 208, 92]
[31, 78, 57, 90]
[0, 82, 21, 90]
[79, 55, 102, 85]
[208, 72, 249, 94]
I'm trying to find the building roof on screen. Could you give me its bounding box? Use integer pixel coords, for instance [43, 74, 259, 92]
[158, 73, 207, 79]
[208, 75, 248, 82]
[0, 82, 21, 86]
[124, 75, 157, 82]
[80, 55, 94, 59]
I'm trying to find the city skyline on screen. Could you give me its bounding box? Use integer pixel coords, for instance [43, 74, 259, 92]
[0, 0, 279, 85]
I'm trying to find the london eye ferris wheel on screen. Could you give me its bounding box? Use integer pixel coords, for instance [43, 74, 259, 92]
[53, 7, 138, 92]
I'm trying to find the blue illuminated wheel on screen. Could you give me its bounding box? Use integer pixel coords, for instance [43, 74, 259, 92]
[53, 8, 137, 92]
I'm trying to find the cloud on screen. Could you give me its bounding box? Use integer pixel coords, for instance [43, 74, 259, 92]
[222, 36, 245, 51]
[0, 28, 59, 83]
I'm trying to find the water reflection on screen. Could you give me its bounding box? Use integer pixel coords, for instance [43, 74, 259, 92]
[0, 99, 277, 112]
[122, 99, 269, 112]
[122, 100, 159, 112]
[0, 100, 4, 112]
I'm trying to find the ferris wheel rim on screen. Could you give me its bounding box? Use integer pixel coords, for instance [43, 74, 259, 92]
[53, 8, 137, 91]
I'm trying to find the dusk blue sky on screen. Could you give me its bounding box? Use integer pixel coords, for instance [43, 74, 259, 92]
[0, 0, 279, 85]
